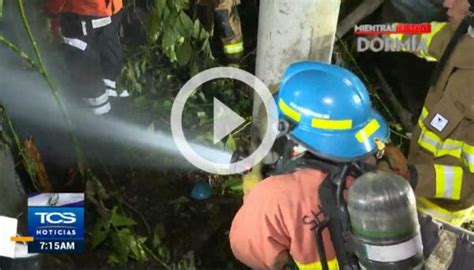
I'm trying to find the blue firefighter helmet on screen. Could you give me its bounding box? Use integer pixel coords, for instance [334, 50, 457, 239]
[277, 61, 389, 162]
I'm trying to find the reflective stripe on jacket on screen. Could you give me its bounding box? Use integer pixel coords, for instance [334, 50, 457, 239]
[407, 22, 474, 225]
[387, 22, 447, 61]
[229, 169, 339, 269]
[417, 197, 474, 226]
[45, 0, 123, 17]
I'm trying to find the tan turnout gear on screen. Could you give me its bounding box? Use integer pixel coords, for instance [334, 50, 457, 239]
[404, 23, 474, 226]
[196, 0, 244, 61]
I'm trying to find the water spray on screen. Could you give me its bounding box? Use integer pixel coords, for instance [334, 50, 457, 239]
[0, 51, 232, 171]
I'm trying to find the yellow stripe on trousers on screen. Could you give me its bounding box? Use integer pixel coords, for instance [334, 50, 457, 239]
[223, 41, 244, 54]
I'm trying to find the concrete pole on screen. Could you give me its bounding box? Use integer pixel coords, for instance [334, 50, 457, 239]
[255, 0, 341, 92]
[253, 0, 341, 136]
[246, 0, 341, 187]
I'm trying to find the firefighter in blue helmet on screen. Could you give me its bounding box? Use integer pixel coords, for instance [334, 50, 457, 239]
[231, 61, 474, 270]
[230, 61, 411, 269]
[276, 61, 389, 161]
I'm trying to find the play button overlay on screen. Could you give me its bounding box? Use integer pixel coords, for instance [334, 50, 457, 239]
[213, 98, 245, 144]
[171, 67, 278, 175]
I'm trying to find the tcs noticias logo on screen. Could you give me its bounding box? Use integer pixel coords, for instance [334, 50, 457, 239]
[34, 212, 77, 224]
[27, 193, 84, 253]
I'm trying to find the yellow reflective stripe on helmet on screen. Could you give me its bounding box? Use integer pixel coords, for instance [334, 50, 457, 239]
[434, 164, 463, 200]
[355, 119, 380, 143]
[295, 258, 339, 270]
[311, 118, 352, 130]
[417, 197, 473, 226]
[462, 143, 474, 173]
[279, 99, 301, 122]
[223, 41, 244, 54]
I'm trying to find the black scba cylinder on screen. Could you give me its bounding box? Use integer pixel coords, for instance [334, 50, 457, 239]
[348, 171, 424, 269]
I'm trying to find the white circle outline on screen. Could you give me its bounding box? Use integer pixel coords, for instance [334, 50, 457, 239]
[170, 67, 278, 175]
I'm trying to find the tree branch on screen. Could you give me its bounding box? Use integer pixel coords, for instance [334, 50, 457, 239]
[337, 0, 385, 38]
[16, 0, 86, 173]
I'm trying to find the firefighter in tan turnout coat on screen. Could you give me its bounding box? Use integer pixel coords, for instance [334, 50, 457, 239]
[388, 0, 474, 226]
[195, 0, 244, 62]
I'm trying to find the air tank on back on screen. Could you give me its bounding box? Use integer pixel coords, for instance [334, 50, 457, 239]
[348, 171, 424, 269]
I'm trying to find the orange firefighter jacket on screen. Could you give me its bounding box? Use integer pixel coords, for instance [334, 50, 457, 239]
[45, 0, 123, 17]
[229, 168, 341, 269]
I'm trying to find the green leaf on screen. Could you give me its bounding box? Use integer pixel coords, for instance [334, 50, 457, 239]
[162, 99, 173, 111]
[164, 43, 178, 62]
[147, 1, 167, 42]
[197, 111, 206, 119]
[174, 0, 190, 10]
[224, 176, 243, 192]
[394, 123, 403, 132]
[225, 134, 237, 152]
[162, 30, 177, 50]
[177, 12, 194, 38]
[230, 183, 243, 192]
[176, 40, 192, 66]
[91, 218, 111, 249]
[133, 61, 141, 78]
[198, 91, 207, 102]
[200, 39, 214, 59]
[153, 224, 166, 248]
[191, 62, 201, 76]
[165, 4, 179, 25]
[155, 0, 167, 18]
[107, 253, 122, 265]
[192, 18, 209, 40]
[158, 246, 170, 258]
[111, 229, 132, 261]
[192, 20, 201, 39]
[129, 236, 147, 262]
[110, 207, 137, 228]
[0, 0, 3, 18]
[133, 95, 148, 108]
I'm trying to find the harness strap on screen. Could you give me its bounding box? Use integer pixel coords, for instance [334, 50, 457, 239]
[429, 15, 473, 87]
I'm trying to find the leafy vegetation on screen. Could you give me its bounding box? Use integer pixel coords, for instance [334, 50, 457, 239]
[0, 0, 417, 268]
[121, 0, 253, 148]
[2, 0, 473, 269]
[2, 0, 248, 268]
